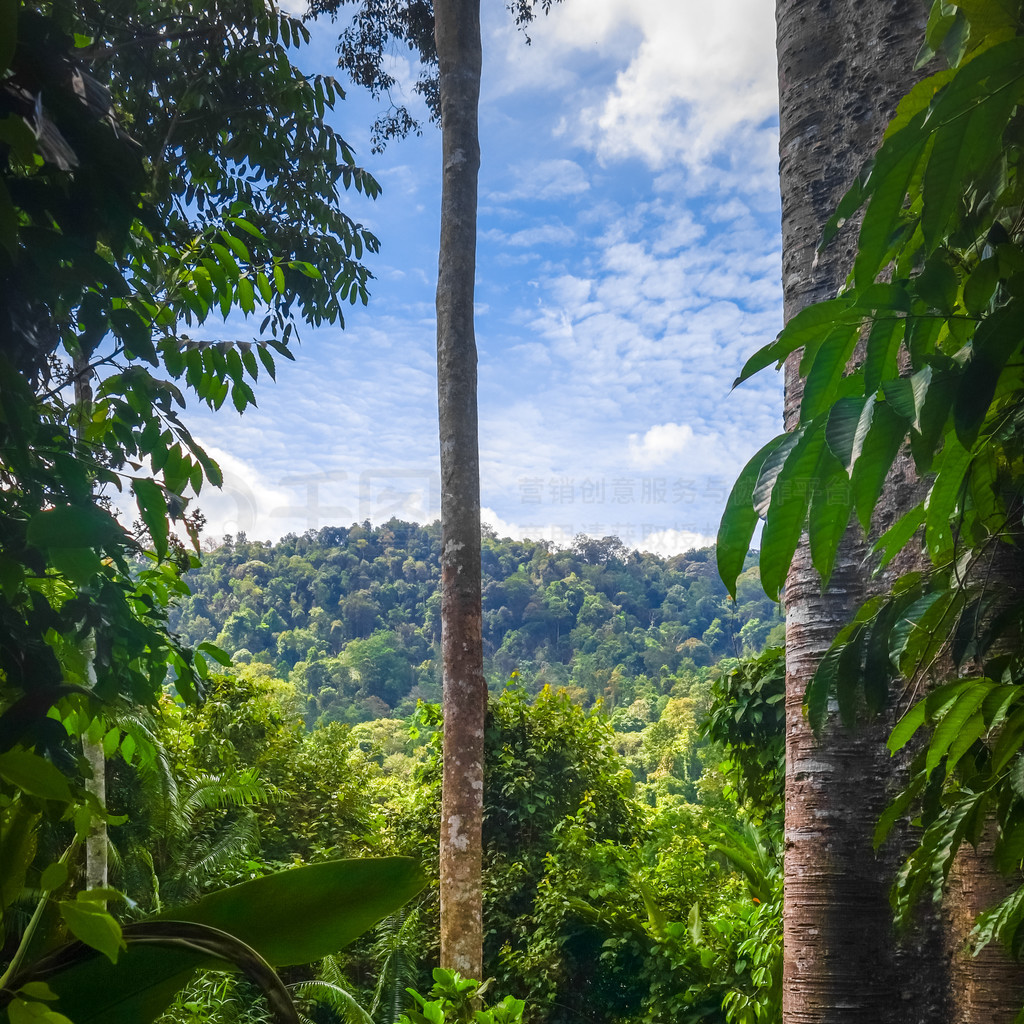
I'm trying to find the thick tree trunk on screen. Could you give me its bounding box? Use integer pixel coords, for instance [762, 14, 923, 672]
[776, 1, 945, 1021]
[434, 0, 486, 980]
[945, 831, 1024, 1024]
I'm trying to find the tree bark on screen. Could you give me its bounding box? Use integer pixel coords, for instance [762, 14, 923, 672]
[74, 352, 109, 897]
[434, 0, 486, 980]
[776, 1, 946, 1020]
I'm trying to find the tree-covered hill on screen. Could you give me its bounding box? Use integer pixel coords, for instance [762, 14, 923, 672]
[168, 521, 782, 724]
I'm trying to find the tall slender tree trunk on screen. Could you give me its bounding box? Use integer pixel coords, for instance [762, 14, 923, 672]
[434, 0, 485, 980]
[74, 352, 108, 897]
[776, 1, 945, 1020]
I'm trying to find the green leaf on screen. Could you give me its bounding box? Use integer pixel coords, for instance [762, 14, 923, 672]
[872, 501, 926, 569]
[0, 801, 40, 912]
[163, 857, 427, 966]
[27, 506, 123, 551]
[0, 748, 73, 802]
[808, 446, 853, 588]
[60, 901, 126, 964]
[889, 698, 928, 753]
[963, 256, 1000, 314]
[854, 110, 929, 287]
[196, 642, 232, 667]
[850, 400, 909, 530]
[716, 435, 787, 598]
[132, 479, 169, 560]
[921, 38, 1024, 251]
[926, 681, 994, 775]
[41, 861, 69, 892]
[954, 300, 1024, 447]
[824, 396, 869, 469]
[219, 231, 250, 264]
[231, 380, 257, 413]
[864, 316, 906, 394]
[760, 421, 827, 601]
[50, 547, 104, 585]
[226, 217, 266, 242]
[924, 433, 972, 561]
[38, 858, 425, 1024]
[257, 346, 277, 380]
[733, 299, 860, 387]
[801, 324, 862, 420]
[237, 277, 256, 315]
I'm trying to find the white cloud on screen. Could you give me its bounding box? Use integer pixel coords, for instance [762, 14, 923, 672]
[629, 423, 696, 468]
[488, 159, 591, 202]
[493, 0, 777, 175]
[482, 224, 576, 248]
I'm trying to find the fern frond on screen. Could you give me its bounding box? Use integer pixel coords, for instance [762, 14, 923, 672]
[291, 979, 376, 1024]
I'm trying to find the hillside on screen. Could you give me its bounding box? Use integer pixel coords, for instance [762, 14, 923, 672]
[169, 521, 781, 725]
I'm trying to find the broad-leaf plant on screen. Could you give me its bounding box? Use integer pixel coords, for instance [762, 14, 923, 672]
[0, 1, 425, 1020]
[719, 0, 1024, 960]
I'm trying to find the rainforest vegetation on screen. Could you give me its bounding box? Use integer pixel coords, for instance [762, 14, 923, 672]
[167, 525, 782, 726]
[4, 0, 1024, 1021]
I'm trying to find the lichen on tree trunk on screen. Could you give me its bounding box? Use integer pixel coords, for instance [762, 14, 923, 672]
[434, 0, 486, 981]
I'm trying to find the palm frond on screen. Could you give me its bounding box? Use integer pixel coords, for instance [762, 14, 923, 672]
[370, 907, 420, 1024]
[291, 978, 376, 1024]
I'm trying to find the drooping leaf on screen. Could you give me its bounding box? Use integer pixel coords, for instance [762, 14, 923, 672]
[760, 421, 827, 600]
[132, 479, 169, 560]
[854, 109, 930, 287]
[808, 445, 853, 588]
[0, 748, 73, 802]
[801, 323, 862, 420]
[924, 432, 973, 560]
[59, 901, 126, 965]
[733, 299, 862, 387]
[850, 400, 910, 530]
[716, 435, 788, 598]
[872, 501, 926, 569]
[36, 858, 425, 1024]
[954, 299, 1024, 447]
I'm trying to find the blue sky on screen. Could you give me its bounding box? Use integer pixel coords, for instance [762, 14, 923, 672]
[187, 0, 784, 557]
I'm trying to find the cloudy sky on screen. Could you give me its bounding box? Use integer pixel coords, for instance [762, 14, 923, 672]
[186, 0, 784, 556]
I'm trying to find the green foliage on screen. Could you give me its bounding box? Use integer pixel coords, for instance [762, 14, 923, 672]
[398, 970, 524, 1024]
[702, 648, 785, 819]
[0, 0, 387, 1015]
[718, 0, 1024, 970]
[171, 525, 779, 725]
[1, 858, 426, 1024]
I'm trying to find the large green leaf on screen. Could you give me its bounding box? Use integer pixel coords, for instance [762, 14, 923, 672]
[165, 857, 426, 965]
[760, 421, 827, 601]
[850, 401, 909, 530]
[732, 299, 861, 387]
[872, 501, 926, 569]
[26, 505, 124, 551]
[800, 323, 862, 420]
[863, 316, 905, 395]
[953, 299, 1024, 447]
[824, 395, 869, 469]
[921, 37, 1024, 251]
[132, 479, 169, 560]
[807, 446, 853, 589]
[854, 109, 930, 287]
[37, 858, 425, 1024]
[716, 435, 788, 598]
[924, 432, 973, 561]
